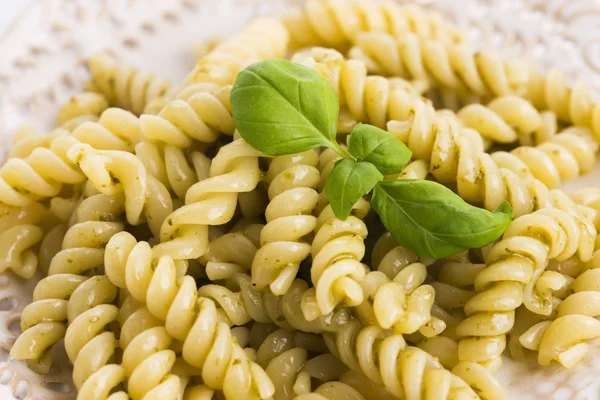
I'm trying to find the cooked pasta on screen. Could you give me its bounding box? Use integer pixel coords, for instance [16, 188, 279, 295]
[524, 67, 600, 141]
[300, 212, 369, 319]
[349, 32, 530, 103]
[254, 328, 348, 399]
[283, 0, 466, 50]
[199, 227, 354, 333]
[7, 3, 600, 400]
[153, 139, 265, 261]
[456, 208, 596, 371]
[57, 92, 110, 130]
[323, 320, 495, 399]
[251, 150, 320, 295]
[292, 47, 427, 130]
[355, 262, 444, 336]
[87, 52, 172, 116]
[100, 231, 274, 398]
[0, 202, 47, 278]
[10, 191, 124, 373]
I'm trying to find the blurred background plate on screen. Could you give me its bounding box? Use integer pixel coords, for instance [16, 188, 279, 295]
[1, 0, 600, 399]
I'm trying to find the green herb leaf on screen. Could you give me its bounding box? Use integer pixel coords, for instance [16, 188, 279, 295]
[231, 60, 341, 155]
[347, 123, 412, 175]
[325, 158, 383, 220]
[371, 180, 513, 258]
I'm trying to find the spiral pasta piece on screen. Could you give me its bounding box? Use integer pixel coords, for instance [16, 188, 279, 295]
[524, 66, 600, 141]
[0, 201, 48, 278]
[251, 150, 321, 295]
[323, 320, 492, 400]
[291, 46, 428, 130]
[293, 382, 366, 400]
[100, 232, 274, 399]
[0, 108, 140, 208]
[254, 327, 349, 400]
[386, 98, 596, 218]
[356, 262, 445, 337]
[10, 192, 125, 373]
[455, 208, 596, 371]
[196, 226, 355, 333]
[182, 18, 289, 88]
[88, 52, 172, 116]
[283, 0, 466, 50]
[57, 92, 111, 130]
[300, 212, 369, 319]
[517, 260, 600, 368]
[152, 139, 265, 261]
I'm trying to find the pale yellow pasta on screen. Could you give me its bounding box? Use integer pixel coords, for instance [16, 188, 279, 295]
[283, 0, 466, 50]
[517, 260, 600, 368]
[152, 139, 265, 261]
[199, 228, 354, 333]
[323, 320, 494, 399]
[300, 213, 369, 319]
[293, 381, 367, 400]
[182, 18, 289, 88]
[0, 202, 47, 278]
[456, 208, 596, 372]
[386, 99, 598, 218]
[251, 151, 320, 295]
[57, 92, 110, 130]
[254, 328, 348, 399]
[349, 31, 530, 103]
[10, 191, 124, 373]
[356, 262, 444, 337]
[100, 231, 273, 399]
[524, 66, 600, 141]
[292, 47, 427, 131]
[87, 52, 172, 116]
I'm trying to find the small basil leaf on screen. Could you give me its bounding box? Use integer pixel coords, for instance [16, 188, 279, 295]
[371, 180, 513, 258]
[231, 60, 340, 155]
[347, 123, 412, 175]
[325, 158, 383, 220]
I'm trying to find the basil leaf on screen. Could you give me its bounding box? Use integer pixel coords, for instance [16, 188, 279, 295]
[231, 60, 340, 155]
[325, 158, 383, 220]
[371, 180, 513, 258]
[347, 123, 412, 175]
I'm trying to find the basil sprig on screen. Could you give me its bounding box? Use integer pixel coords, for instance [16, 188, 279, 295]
[231, 60, 513, 258]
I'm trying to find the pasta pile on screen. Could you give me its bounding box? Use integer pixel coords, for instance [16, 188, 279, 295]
[3, 1, 600, 399]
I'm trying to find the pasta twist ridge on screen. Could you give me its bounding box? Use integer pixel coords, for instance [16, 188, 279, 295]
[87, 52, 172, 116]
[292, 47, 427, 131]
[0, 108, 140, 208]
[456, 208, 597, 371]
[524, 66, 600, 141]
[517, 264, 600, 368]
[101, 232, 274, 399]
[199, 225, 355, 333]
[10, 192, 125, 373]
[254, 327, 348, 400]
[349, 31, 531, 105]
[300, 211, 369, 319]
[182, 18, 289, 88]
[356, 262, 445, 337]
[0, 202, 47, 278]
[293, 382, 367, 400]
[490, 127, 598, 190]
[283, 0, 466, 50]
[323, 320, 487, 400]
[251, 150, 321, 295]
[153, 139, 265, 261]
[56, 92, 110, 130]
[387, 103, 595, 218]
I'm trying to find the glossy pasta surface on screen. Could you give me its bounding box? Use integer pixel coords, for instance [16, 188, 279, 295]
[3, 1, 600, 400]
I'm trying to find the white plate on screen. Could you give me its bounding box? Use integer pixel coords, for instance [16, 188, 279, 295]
[1, 0, 600, 399]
